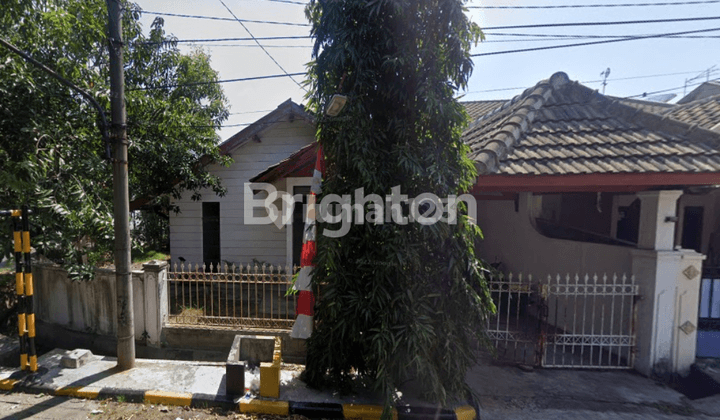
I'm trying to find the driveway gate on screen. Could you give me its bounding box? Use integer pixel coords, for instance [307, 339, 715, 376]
[485, 273, 639, 369]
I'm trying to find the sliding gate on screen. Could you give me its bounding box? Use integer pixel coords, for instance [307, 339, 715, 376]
[486, 273, 639, 368]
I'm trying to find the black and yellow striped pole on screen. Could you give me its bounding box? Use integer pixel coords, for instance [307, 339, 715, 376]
[10, 210, 27, 371]
[21, 206, 37, 372]
[4, 207, 36, 372]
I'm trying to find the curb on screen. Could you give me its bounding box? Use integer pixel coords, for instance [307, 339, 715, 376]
[0, 376, 235, 409]
[240, 398, 476, 420]
[0, 375, 476, 419]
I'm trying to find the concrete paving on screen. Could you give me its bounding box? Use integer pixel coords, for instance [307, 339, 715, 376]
[0, 392, 107, 420]
[2, 348, 720, 418]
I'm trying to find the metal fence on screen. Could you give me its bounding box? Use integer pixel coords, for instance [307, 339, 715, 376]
[167, 263, 298, 329]
[699, 267, 720, 330]
[486, 272, 639, 369]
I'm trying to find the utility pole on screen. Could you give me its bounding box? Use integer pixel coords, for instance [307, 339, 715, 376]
[107, 0, 135, 370]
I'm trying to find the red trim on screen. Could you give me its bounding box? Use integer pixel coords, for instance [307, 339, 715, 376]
[471, 172, 720, 193]
[315, 145, 325, 174]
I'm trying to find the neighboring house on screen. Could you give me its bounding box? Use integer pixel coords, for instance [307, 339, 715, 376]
[169, 99, 316, 268]
[169, 72, 720, 376]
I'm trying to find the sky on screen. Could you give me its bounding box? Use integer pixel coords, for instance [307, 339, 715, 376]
[134, 0, 720, 141]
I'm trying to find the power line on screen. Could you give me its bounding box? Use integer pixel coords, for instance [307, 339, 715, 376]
[140, 35, 311, 45]
[467, 0, 720, 9]
[142, 11, 310, 26]
[263, 0, 305, 4]
[228, 109, 275, 115]
[488, 31, 720, 40]
[127, 72, 306, 91]
[464, 69, 718, 95]
[471, 26, 720, 57]
[623, 79, 716, 98]
[482, 15, 720, 30]
[195, 43, 311, 48]
[142, 12, 720, 30]
[217, 0, 307, 92]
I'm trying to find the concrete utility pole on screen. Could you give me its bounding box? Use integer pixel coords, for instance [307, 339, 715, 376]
[107, 0, 135, 370]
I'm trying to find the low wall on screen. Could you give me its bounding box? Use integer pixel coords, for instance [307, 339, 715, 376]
[163, 326, 306, 364]
[32, 261, 306, 363]
[33, 262, 157, 342]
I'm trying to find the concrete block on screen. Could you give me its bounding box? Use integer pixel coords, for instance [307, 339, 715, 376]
[260, 362, 280, 398]
[60, 349, 93, 369]
[228, 335, 275, 363]
[225, 362, 245, 396]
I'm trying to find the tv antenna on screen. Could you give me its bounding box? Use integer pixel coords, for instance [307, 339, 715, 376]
[600, 68, 611, 94]
[684, 65, 718, 96]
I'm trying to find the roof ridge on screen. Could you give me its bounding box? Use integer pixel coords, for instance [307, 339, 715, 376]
[586, 87, 720, 151]
[665, 92, 720, 113]
[219, 99, 315, 155]
[472, 71, 570, 174]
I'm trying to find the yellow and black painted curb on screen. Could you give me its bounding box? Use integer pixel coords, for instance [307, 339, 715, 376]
[0, 379, 235, 408]
[0, 377, 476, 419]
[240, 399, 477, 420]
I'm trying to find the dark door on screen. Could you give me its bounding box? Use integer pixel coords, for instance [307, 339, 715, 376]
[616, 199, 640, 244]
[202, 202, 220, 270]
[681, 206, 704, 253]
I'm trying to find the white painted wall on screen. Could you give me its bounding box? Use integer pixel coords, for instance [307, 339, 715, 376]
[169, 121, 316, 267]
[475, 193, 634, 276]
[33, 261, 167, 347]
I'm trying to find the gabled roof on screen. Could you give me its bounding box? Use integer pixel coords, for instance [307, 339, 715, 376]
[219, 99, 313, 155]
[463, 72, 720, 183]
[611, 97, 675, 114]
[250, 142, 317, 183]
[677, 81, 720, 104]
[662, 94, 720, 131]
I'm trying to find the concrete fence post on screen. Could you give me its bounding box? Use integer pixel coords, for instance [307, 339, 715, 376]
[142, 260, 168, 347]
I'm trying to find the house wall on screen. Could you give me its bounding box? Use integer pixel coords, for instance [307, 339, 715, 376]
[476, 192, 633, 276]
[169, 121, 316, 267]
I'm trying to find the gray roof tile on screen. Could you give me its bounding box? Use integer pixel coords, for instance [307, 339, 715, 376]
[460, 75, 720, 177]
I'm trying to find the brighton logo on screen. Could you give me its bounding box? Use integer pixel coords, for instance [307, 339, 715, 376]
[244, 183, 476, 238]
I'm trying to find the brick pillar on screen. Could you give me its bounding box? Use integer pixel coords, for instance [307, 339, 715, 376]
[631, 190, 705, 377]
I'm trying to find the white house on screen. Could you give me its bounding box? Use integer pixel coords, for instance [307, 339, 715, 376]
[169, 99, 316, 269]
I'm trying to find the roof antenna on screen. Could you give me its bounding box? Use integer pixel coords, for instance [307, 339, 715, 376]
[600, 68, 611, 94]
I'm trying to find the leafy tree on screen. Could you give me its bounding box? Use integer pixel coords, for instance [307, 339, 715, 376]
[301, 0, 495, 413]
[0, 0, 229, 278]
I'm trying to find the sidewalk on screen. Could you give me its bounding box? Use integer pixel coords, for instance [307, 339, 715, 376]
[1, 348, 719, 419]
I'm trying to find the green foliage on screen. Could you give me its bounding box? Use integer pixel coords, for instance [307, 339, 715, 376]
[0, 1, 230, 279]
[301, 0, 495, 412]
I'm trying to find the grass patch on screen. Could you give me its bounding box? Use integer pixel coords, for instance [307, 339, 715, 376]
[131, 250, 169, 265]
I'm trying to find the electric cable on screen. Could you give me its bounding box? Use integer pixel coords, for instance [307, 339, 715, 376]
[217, 0, 307, 91]
[471, 26, 720, 57]
[127, 72, 306, 91]
[142, 10, 310, 26]
[467, 0, 720, 9]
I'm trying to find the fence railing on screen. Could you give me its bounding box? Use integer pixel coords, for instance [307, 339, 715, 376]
[486, 272, 639, 369]
[699, 267, 720, 330]
[167, 263, 298, 330]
